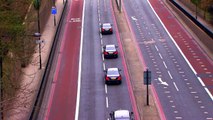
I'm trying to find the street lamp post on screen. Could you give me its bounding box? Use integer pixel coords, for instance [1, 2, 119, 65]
[33, 0, 42, 69]
[34, 33, 42, 69]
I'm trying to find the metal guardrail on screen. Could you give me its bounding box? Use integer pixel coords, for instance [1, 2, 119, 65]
[169, 0, 213, 39]
[29, 1, 68, 119]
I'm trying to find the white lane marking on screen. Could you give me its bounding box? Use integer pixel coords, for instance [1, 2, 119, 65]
[100, 33, 103, 38]
[159, 53, 163, 59]
[173, 82, 179, 91]
[106, 97, 109, 108]
[100, 39, 103, 45]
[205, 87, 213, 101]
[158, 77, 168, 86]
[105, 85, 108, 94]
[147, 0, 213, 101]
[163, 61, 167, 69]
[206, 118, 213, 120]
[75, 0, 85, 120]
[103, 63, 106, 70]
[155, 45, 159, 51]
[198, 77, 205, 86]
[131, 16, 137, 21]
[102, 54, 105, 61]
[175, 117, 183, 119]
[168, 71, 173, 79]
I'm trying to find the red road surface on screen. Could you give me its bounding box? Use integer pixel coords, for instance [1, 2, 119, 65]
[149, 0, 213, 95]
[46, 0, 83, 120]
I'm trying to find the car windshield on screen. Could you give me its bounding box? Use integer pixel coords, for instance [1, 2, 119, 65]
[103, 23, 111, 28]
[107, 69, 119, 76]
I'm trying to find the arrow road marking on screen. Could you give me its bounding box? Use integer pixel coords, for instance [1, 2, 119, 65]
[158, 77, 168, 86]
[131, 16, 137, 21]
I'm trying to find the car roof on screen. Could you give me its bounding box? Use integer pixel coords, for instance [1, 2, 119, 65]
[114, 110, 130, 118]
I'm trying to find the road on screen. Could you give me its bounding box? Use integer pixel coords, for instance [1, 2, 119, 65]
[39, 0, 213, 119]
[122, 0, 213, 119]
[78, 0, 138, 119]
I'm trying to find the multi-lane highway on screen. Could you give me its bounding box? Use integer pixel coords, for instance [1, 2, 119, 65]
[78, 0, 137, 119]
[122, 0, 213, 119]
[38, 0, 213, 120]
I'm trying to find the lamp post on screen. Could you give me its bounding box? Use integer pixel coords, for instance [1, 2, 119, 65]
[33, 0, 42, 69]
[34, 32, 42, 69]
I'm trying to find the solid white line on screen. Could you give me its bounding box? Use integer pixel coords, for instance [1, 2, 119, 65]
[106, 97, 109, 108]
[155, 45, 159, 51]
[163, 61, 167, 69]
[168, 71, 173, 79]
[197, 77, 205, 87]
[75, 0, 85, 120]
[147, 0, 213, 101]
[204, 87, 213, 101]
[173, 82, 179, 91]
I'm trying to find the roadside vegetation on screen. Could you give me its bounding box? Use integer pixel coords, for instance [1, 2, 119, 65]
[190, 0, 213, 24]
[0, 0, 37, 115]
[0, 0, 53, 117]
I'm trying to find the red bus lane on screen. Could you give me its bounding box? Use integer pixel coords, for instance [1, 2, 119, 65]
[45, 0, 83, 120]
[149, 0, 213, 97]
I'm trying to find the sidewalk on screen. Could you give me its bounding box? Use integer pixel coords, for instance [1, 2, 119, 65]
[4, 0, 65, 120]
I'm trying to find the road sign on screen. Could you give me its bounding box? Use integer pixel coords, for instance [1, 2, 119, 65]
[144, 70, 151, 85]
[51, 6, 57, 14]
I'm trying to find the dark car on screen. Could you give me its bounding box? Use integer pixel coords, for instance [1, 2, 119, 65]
[103, 44, 118, 59]
[100, 23, 113, 34]
[104, 68, 121, 85]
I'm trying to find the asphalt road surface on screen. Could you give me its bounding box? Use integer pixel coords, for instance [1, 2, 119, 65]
[122, 0, 213, 119]
[78, 0, 137, 119]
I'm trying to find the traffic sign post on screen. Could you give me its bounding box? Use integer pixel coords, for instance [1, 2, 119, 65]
[51, 6, 57, 26]
[144, 69, 151, 106]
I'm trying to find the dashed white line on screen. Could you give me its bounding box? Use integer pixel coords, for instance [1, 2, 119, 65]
[159, 53, 163, 59]
[168, 71, 173, 79]
[103, 63, 106, 70]
[102, 54, 104, 61]
[155, 45, 159, 51]
[163, 61, 167, 69]
[105, 85, 107, 94]
[175, 117, 183, 119]
[106, 97, 109, 108]
[173, 82, 179, 91]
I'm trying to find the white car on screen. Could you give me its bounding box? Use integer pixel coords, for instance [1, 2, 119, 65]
[110, 109, 134, 120]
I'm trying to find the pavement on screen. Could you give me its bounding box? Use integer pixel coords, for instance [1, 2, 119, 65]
[3, 0, 212, 120]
